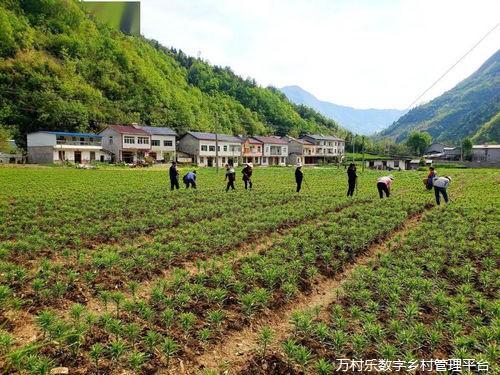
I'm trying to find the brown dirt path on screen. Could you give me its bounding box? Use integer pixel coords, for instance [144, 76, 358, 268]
[169, 209, 428, 375]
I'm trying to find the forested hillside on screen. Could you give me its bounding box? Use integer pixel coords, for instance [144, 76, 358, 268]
[0, 0, 343, 149]
[378, 49, 500, 144]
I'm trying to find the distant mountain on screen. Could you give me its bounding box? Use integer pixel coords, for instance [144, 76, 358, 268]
[280, 86, 407, 135]
[378, 49, 500, 144]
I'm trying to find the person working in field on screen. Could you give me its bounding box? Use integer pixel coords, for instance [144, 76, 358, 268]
[169, 162, 180, 190]
[295, 163, 303, 192]
[347, 163, 357, 197]
[376, 174, 394, 198]
[183, 171, 197, 189]
[423, 166, 436, 190]
[433, 175, 451, 205]
[225, 164, 236, 191]
[242, 163, 253, 190]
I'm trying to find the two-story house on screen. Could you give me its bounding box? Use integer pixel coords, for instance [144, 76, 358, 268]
[240, 137, 263, 165]
[301, 134, 345, 164]
[178, 131, 242, 167]
[252, 136, 288, 166]
[285, 136, 315, 165]
[100, 125, 151, 163]
[133, 125, 177, 162]
[27, 131, 111, 164]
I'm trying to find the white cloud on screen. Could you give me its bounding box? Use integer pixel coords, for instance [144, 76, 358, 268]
[141, 0, 500, 109]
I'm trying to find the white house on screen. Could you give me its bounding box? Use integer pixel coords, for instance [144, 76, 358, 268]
[366, 158, 411, 170]
[178, 131, 242, 167]
[252, 136, 288, 166]
[100, 125, 151, 163]
[27, 131, 111, 164]
[133, 125, 176, 162]
[301, 134, 345, 164]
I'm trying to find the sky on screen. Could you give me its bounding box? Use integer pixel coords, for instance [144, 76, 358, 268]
[139, 0, 499, 110]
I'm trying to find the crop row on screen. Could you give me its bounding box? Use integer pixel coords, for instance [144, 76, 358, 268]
[1, 183, 433, 373]
[270, 173, 498, 374]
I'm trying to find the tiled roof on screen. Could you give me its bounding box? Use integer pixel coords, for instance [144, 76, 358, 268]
[107, 125, 150, 135]
[134, 125, 177, 136]
[239, 136, 263, 144]
[187, 132, 242, 143]
[252, 136, 288, 144]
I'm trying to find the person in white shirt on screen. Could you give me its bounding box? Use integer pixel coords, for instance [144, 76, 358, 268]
[376, 174, 394, 198]
[433, 175, 451, 205]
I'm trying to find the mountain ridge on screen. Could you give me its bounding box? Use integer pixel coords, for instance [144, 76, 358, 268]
[280, 85, 407, 135]
[378, 49, 500, 144]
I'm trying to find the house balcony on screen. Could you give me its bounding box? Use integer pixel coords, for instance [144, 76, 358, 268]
[56, 140, 101, 146]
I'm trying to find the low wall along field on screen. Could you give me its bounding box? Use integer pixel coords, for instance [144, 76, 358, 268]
[0, 166, 498, 374]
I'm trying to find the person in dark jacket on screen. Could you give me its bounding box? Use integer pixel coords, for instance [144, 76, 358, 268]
[225, 164, 236, 191]
[242, 163, 253, 190]
[169, 162, 179, 190]
[183, 171, 197, 189]
[347, 163, 357, 196]
[295, 163, 304, 192]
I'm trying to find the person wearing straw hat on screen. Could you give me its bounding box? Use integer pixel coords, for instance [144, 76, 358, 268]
[242, 162, 253, 190]
[433, 175, 451, 205]
[376, 174, 394, 198]
[295, 163, 304, 192]
[224, 164, 236, 191]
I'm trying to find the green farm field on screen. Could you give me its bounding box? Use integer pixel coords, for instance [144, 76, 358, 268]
[0, 166, 498, 374]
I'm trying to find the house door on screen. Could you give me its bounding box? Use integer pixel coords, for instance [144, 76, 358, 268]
[90, 152, 96, 162]
[207, 157, 213, 167]
[58, 150, 66, 161]
[100, 155, 105, 162]
[74, 151, 82, 163]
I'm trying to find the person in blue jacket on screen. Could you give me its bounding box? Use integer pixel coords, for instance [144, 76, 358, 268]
[183, 171, 197, 189]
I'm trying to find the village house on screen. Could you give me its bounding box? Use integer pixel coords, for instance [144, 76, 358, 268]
[100, 125, 151, 164]
[0, 140, 23, 164]
[27, 131, 111, 164]
[178, 131, 242, 167]
[366, 158, 411, 170]
[240, 136, 263, 165]
[472, 144, 500, 163]
[252, 136, 288, 166]
[285, 136, 315, 165]
[301, 134, 345, 164]
[133, 125, 177, 162]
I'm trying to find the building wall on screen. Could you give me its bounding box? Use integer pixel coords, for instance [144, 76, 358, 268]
[27, 132, 56, 147]
[28, 146, 54, 164]
[473, 148, 500, 163]
[150, 135, 176, 161]
[366, 160, 407, 170]
[100, 128, 121, 158]
[178, 134, 198, 156]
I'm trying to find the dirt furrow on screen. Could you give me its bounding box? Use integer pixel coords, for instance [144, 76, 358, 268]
[174, 208, 429, 375]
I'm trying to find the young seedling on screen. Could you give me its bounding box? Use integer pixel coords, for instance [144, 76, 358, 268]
[89, 343, 104, 374]
[162, 337, 179, 368]
[257, 326, 273, 359]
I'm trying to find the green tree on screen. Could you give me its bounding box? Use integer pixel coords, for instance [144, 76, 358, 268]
[406, 131, 432, 156]
[462, 138, 473, 161]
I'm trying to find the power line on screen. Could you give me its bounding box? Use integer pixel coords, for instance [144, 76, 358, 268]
[406, 21, 500, 110]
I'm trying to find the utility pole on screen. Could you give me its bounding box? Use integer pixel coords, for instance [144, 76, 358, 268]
[352, 135, 355, 163]
[215, 114, 219, 173]
[361, 136, 365, 172]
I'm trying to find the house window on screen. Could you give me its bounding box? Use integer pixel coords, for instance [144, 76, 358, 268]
[164, 140, 173, 147]
[137, 137, 149, 145]
[266, 147, 269, 153]
[223, 145, 228, 152]
[263, 157, 267, 163]
[109, 136, 113, 145]
[369, 161, 374, 167]
[152, 140, 160, 146]
[282, 147, 286, 154]
[209, 145, 215, 152]
[200, 157, 204, 163]
[124, 136, 135, 144]
[222, 157, 226, 163]
[394, 161, 400, 168]
[201, 145, 208, 151]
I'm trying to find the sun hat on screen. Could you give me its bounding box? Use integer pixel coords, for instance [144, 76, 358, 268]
[296, 163, 302, 167]
[445, 175, 451, 180]
[388, 174, 394, 179]
[247, 163, 253, 168]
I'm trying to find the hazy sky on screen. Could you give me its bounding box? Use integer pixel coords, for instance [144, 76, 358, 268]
[140, 0, 500, 110]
